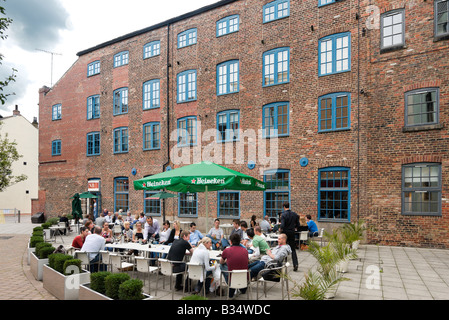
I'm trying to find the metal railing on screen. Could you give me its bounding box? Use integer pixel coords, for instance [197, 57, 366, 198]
[0, 208, 21, 223]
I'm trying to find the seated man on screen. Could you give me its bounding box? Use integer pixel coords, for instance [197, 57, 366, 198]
[188, 222, 203, 247]
[80, 226, 106, 272]
[167, 231, 194, 290]
[219, 233, 249, 299]
[206, 218, 224, 249]
[247, 226, 270, 258]
[248, 233, 291, 279]
[306, 215, 319, 237]
[221, 219, 243, 248]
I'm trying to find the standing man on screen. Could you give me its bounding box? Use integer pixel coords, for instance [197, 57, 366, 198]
[279, 202, 300, 272]
[143, 214, 160, 242]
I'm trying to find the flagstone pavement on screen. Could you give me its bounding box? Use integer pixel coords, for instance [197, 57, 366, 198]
[1, 218, 449, 300]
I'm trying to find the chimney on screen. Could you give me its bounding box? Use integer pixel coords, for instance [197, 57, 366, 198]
[32, 117, 39, 129]
[13, 105, 20, 116]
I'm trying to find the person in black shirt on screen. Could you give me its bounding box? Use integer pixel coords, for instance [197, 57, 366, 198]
[167, 230, 193, 290]
[279, 202, 300, 271]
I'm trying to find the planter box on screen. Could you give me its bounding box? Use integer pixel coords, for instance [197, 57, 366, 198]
[27, 241, 35, 265]
[30, 252, 49, 281]
[79, 283, 152, 300]
[42, 264, 90, 300]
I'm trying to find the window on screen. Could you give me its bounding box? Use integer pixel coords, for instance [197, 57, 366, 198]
[178, 28, 197, 48]
[143, 122, 160, 150]
[143, 41, 160, 59]
[318, 92, 351, 132]
[318, 167, 350, 221]
[113, 88, 128, 115]
[402, 163, 442, 216]
[217, 60, 239, 95]
[381, 10, 405, 50]
[114, 51, 129, 67]
[217, 110, 239, 142]
[114, 177, 129, 212]
[51, 140, 61, 156]
[405, 88, 439, 127]
[177, 70, 197, 103]
[179, 192, 197, 217]
[52, 104, 61, 120]
[319, 32, 351, 76]
[177, 116, 197, 147]
[87, 61, 100, 76]
[319, 0, 336, 6]
[217, 15, 239, 36]
[144, 190, 161, 216]
[218, 192, 240, 218]
[87, 132, 100, 156]
[263, 0, 290, 23]
[87, 95, 100, 120]
[435, 0, 449, 37]
[264, 169, 290, 218]
[262, 102, 289, 138]
[143, 79, 160, 109]
[263, 47, 290, 86]
[113, 127, 129, 154]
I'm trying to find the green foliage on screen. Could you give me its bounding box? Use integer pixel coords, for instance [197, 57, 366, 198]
[33, 226, 43, 232]
[90, 271, 112, 295]
[32, 231, 44, 237]
[49, 253, 73, 274]
[118, 279, 144, 300]
[47, 217, 59, 225]
[63, 259, 81, 276]
[0, 124, 26, 191]
[105, 273, 130, 300]
[41, 222, 51, 229]
[29, 235, 44, 248]
[35, 242, 52, 258]
[0, 1, 17, 105]
[38, 246, 55, 259]
[181, 294, 208, 300]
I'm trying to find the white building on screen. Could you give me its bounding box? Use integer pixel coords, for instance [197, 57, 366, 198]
[0, 106, 38, 215]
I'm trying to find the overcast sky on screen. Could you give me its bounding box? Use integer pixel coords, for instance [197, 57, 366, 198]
[0, 0, 218, 122]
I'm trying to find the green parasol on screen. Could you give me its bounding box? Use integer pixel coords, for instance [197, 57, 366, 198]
[134, 161, 266, 230]
[71, 193, 83, 222]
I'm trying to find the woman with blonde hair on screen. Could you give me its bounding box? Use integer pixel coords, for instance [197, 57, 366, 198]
[190, 237, 217, 295]
[165, 220, 182, 245]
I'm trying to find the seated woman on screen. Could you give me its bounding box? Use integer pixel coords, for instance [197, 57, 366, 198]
[165, 220, 182, 246]
[71, 226, 89, 250]
[132, 221, 145, 243]
[101, 223, 113, 243]
[159, 220, 171, 244]
[189, 237, 218, 295]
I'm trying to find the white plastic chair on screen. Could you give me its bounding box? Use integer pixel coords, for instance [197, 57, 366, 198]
[74, 251, 90, 271]
[109, 253, 134, 273]
[99, 250, 111, 272]
[156, 259, 186, 300]
[135, 256, 159, 295]
[220, 269, 252, 300]
[316, 228, 325, 246]
[184, 262, 211, 297]
[255, 262, 290, 300]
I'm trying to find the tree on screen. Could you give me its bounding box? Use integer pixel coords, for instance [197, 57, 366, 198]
[0, 0, 17, 105]
[0, 122, 27, 191]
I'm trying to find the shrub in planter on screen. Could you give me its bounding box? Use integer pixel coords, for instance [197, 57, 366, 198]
[105, 273, 130, 300]
[30, 235, 44, 248]
[35, 242, 52, 256]
[33, 226, 44, 232]
[90, 271, 112, 295]
[32, 230, 44, 237]
[42, 222, 51, 229]
[63, 259, 82, 276]
[47, 217, 59, 225]
[49, 253, 73, 274]
[39, 246, 56, 259]
[118, 279, 144, 300]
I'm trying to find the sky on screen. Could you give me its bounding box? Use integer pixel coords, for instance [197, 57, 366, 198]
[0, 0, 219, 123]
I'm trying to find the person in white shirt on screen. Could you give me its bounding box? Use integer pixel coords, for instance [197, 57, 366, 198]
[206, 218, 224, 249]
[159, 220, 171, 244]
[189, 237, 217, 294]
[80, 226, 106, 272]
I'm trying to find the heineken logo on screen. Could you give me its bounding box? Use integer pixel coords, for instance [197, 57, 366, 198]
[143, 179, 172, 188]
[191, 177, 225, 185]
[240, 178, 252, 185]
[256, 181, 265, 189]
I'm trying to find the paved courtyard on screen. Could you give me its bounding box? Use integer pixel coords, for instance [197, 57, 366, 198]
[1, 218, 449, 300]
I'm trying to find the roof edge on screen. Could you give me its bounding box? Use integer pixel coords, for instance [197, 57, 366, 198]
[76, 0, 239, 57]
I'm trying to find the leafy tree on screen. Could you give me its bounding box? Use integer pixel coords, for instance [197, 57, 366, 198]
[0, 122, 27, 191]
[0, 0, 16, 105]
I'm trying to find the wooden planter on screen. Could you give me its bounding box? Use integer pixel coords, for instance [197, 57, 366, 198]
[42, 264, 90, 300]
[79, 283, 152, 300]
[30, 252, 48, 281]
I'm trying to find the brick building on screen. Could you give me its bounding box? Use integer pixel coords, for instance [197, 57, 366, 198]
[37, 0, 449, 248]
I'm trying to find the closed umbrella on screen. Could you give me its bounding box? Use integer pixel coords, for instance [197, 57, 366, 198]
[134, 161, 266, 230]
[71, 193, 83, 227]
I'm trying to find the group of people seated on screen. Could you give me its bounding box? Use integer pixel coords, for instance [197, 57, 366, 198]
[67, 211, 320, 298]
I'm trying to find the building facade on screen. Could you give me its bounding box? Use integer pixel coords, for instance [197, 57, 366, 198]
[0, 106, 39, 215]
[37, 0, 449, 248]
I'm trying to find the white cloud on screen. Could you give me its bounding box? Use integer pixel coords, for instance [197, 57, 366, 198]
[0, 0, 218, 122]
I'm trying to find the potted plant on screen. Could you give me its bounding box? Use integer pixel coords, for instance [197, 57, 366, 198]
[42, 253, 90, 300]
[27, 230, 44, 265]
[30, 242, 55, 281]
[79, 272, 151, 300]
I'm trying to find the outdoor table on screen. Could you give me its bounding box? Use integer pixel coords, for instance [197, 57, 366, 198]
[179, 221, 193, 229]
[49, 225, 66, 243]
[220, 223, 233, 237]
